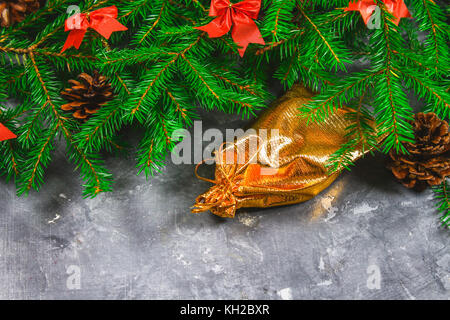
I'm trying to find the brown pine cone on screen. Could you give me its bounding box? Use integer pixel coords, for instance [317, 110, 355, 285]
[408, 113, 450, 156]
[61, 71, 114, 121]
[387, 113, 450, 190]
[0, 0, 45, 27]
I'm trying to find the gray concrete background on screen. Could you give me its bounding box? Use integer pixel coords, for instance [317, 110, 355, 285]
[0, 106, 449, 300]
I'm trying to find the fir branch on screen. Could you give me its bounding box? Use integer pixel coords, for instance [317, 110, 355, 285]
[432, 180, 450, 227]
[412, 0, 449, 76]
[0, 139, 22, 182]
[399, 66, 450, 119]
[127, 35, 202, 121]
[262, 0, 297, 42]
[327, 91, 378, 173]
[137, 1, 167, 45]
[17, 123, 59, 195]
[300, 70, 383, 123]
[297, 4, 348, 70]
[65, 132, 113, 197]
[181, 54, 220, 100]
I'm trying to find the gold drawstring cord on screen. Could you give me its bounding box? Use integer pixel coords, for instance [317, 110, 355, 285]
[192, 135, 265, 215]
[194, 159, 216, 184]
[192, 143, 237, 214]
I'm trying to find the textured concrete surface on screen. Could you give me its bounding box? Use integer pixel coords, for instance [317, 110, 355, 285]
[0, 107, 449, 300]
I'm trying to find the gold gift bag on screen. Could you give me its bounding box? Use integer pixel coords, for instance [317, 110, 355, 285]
[193, 85, 370, 218]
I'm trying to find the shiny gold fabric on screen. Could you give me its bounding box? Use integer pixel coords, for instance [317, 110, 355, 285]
[192, 85, 370, 218]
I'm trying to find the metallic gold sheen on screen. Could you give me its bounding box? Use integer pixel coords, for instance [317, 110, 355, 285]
[192, 85, 370, 218]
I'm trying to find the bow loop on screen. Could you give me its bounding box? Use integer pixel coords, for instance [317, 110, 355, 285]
[232, 0, 262, 19]
[89, 5, 120, 20]
[0, 123, 16, 142]
[61, 6, 127, 53]
[209, 0, 231, 15]
[196, 0, 265, 57]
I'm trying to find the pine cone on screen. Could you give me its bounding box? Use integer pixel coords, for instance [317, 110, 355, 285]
[61, 71, 114, 121]
[387, 113, 450, 190]
[0, 0, 45, 27]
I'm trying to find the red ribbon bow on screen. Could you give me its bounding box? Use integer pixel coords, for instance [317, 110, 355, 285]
[61, 6, 127, 53]
[0, 123, 16, 142]
[195, 0, 265, 57]
[345, 0, 411, 26]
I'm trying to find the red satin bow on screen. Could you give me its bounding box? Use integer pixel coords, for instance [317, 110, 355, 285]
[0, 123, 16, 142]
[345, 0, 411, 26]
[195, 0, 265, 57]
[61, 6, 127, 53]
